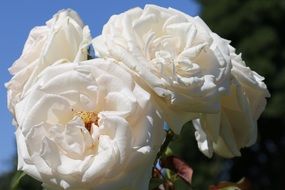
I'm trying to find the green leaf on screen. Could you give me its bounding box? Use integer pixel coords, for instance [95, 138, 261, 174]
[10, 171, 26, 190]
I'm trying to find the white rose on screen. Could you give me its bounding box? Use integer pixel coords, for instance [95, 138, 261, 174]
[14, 59, 165, 190]
[93, 4, 232, 133]
[6, 9, 91, 115]
[193, 45, 270, 158]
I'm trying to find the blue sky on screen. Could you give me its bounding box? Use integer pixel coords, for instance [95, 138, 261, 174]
[0, 0, 200, 174]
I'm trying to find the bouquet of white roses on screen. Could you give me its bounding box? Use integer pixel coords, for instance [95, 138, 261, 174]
[6, 5, 269, 190]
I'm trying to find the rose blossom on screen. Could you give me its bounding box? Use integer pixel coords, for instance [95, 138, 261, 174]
[6, 9, 91, 115]
[14, 59, 165, 189]
[193, 46, 270, 157]
[93, 4, 232, 133]
[93, 4, 270, 158]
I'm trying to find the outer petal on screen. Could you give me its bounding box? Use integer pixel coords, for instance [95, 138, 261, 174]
[193, 46, 270, 157]
[6, 9, 92, 117]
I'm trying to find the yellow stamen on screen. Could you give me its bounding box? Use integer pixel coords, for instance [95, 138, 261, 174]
[75, 111, 98, 132]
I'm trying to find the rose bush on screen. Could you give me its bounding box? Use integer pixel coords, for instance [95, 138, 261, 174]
[6, 9, 91, 115]
[193, 46, 270, 157]
[93, 4, 232, 133]
[14, 59, 165, 190]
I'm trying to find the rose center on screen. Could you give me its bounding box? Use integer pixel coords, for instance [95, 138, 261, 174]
[76, 111, 98, 132]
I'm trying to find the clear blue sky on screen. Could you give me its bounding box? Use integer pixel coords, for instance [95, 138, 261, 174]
[0, 0, 200, 174]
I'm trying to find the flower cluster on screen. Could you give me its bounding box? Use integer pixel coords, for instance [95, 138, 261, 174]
[7, 5, 269, 190]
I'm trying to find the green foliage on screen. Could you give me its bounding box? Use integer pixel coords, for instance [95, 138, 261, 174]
[0, 167, 42, 190]
[15, 174, 42, 190]
[11, 171, 25, 190]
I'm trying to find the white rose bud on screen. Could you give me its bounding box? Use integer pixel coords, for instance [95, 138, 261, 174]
[6, 9, 91, 115]
[14, 59, 165, 190]
[193, 45, 270, 158]
[93, 4, 232, 133]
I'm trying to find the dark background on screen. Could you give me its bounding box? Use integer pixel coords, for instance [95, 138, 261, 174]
[1, 0, 284, 189]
